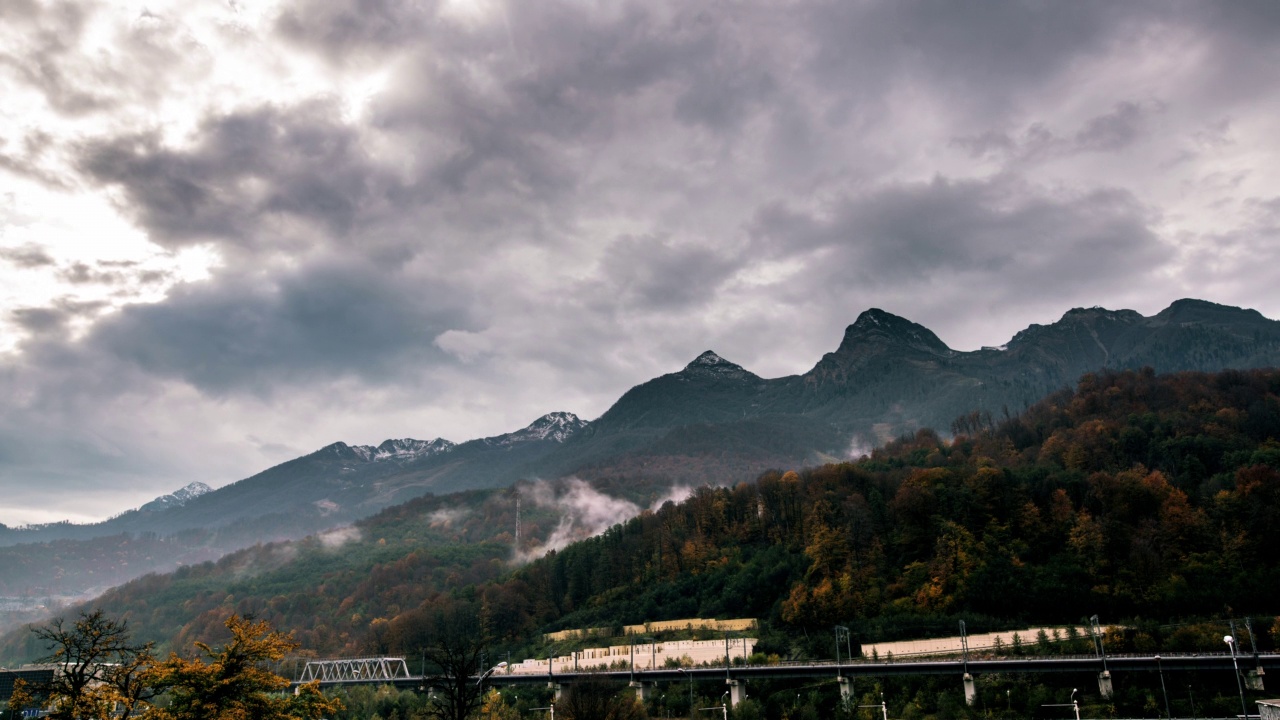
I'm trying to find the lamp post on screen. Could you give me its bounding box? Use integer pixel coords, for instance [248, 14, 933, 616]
[1045, 689, 1080, 720]
[1225, 634, 1248, 719]
[1155, 655, 1170, 720]
[477, 661, 507, 691]
[635, 635, 655, 671]
[679, 667, 693, 715]
[1089, 615, 1109, 674]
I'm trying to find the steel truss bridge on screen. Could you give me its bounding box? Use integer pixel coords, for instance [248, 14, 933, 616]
[297, 656, 412, 684]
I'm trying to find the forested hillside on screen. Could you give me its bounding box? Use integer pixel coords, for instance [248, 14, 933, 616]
[384, 367, 1280, 655]
[6, 299, 1279, 617]
[5, 368, 1280, 669]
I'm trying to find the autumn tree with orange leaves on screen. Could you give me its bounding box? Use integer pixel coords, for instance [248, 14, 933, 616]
[146, 614, 341, 720]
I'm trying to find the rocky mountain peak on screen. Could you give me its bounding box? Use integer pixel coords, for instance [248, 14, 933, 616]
[494, 412, 589, 445]
[837, 308, 952, 356]
[529, 411, 588, 438]
[344, 438, 455, 462]
[139, 481, 212, 513]
[1153, 298, 1264, 325]
[679, 350, 760, 382]
[1007, 306, 1143, 351]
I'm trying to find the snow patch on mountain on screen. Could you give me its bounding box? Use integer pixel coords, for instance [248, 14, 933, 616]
[487, 412, 588, 446]
[139, 481, 212, 513]
[679, 350, 759, 381]
[349, 437, 455, 462]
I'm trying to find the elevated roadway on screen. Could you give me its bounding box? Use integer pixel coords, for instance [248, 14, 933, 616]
[291, 651, 1278, 708]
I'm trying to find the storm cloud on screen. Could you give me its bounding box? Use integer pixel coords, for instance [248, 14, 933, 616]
[1, 0, 1279, 524]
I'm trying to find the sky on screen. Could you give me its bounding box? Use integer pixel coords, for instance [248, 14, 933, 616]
[2, 0, 1279, 526]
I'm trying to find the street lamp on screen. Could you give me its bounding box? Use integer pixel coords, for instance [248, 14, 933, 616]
[1225, 635, 1249, 719]
[1045, 689, 1079, 720]
[679, 667, 693, 713]
[1155, 655, 1170, 720]
[1089, 615, 1109, 674]
[477, 661, 508, 685]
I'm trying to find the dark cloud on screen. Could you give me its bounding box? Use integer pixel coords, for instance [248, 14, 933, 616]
[86, 259, 473, 395]
[0, 129, 73, 187]
[801, 0, 1130, 123]
[952, 102, 1155, 163]
[750, 176, 1165, 305]
[276, 0, 435, 59]
[78, 101, 393, 252]
[0, 0, 114, 116]
[44, 260, 172, 289]
[1074, 102, 1150, 152]
[11, 307, 68, 334]
[0, 243, 55, 268]
[10, 298, 107, 336]
[596, 234, 741, 312]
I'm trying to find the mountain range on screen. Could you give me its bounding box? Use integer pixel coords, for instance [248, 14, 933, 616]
[1, 298, 1278, 599]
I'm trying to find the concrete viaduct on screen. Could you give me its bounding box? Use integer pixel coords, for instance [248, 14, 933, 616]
[290, 652, 1280, 709]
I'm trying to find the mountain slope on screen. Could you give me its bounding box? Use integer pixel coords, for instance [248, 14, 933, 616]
[3, 298, 1278, 605]
[6, 366, 1278, 667]
[532, 299, 1280, 479]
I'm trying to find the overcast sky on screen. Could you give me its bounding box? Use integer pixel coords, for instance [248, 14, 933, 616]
[2, 0, 1279, 526]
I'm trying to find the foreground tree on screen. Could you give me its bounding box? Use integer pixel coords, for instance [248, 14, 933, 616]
[147, 614, 341, 720]
[22, 609, 155, 720]
[388, 595, 491, 720]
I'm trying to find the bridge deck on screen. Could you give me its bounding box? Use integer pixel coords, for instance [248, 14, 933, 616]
[291, 652, 1280, 689]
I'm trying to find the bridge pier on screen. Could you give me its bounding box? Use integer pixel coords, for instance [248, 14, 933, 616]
[549, 682, 563, 701]
[838, 676, 853, 704]
[1097, 671, 1113, 699]
[963, 673, 976, 706]
[726, 678, 745, 707]
[1248, 668, 1266, 691]
[630, 681, 653, 702]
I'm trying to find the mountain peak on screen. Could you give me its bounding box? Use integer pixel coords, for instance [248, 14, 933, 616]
[685, 350, 730, 369]
[838, 308, 952, 356]
[1058, 305, 1144, 323]
[345, 437, 455, 462]
[680, 350, 759, 381]
[1154, 298, 1264, 325]
[527, 411, 588, 436]
[491, 412, 588, 445]
[139, 481, 212, 513]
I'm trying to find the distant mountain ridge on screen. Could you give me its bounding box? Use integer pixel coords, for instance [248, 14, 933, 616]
[2, 298, 1278, 600]
[535, 298, 1280, 483]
